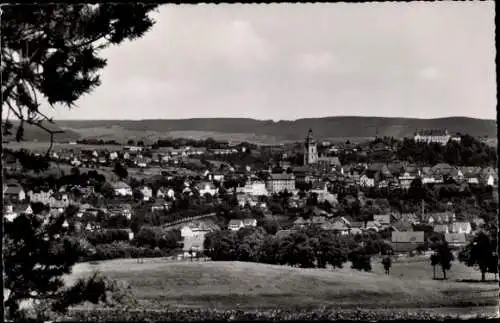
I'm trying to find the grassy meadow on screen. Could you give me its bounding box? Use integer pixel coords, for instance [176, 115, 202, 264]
[65, 256, 499, 314]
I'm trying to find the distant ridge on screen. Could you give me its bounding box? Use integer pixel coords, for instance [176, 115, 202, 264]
[7, 116, 496, 143]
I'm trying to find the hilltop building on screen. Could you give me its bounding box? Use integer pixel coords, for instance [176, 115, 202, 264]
[414, 129, 450, 145]
[304, 128, 319, 165]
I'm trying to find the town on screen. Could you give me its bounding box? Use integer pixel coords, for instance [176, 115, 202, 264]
[3, 128, 497, 266]
[2, 2, 497, 321]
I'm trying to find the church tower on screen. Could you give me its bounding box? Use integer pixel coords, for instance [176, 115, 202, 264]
[304, 128, 318, 165]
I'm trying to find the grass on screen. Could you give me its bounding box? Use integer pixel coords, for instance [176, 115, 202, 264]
[65, 256, 499, 313]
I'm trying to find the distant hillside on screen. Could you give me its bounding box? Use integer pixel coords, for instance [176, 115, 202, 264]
[55, 117, 496, 143]
[3, 121, 81, 142]
[8, 116, 495, 144]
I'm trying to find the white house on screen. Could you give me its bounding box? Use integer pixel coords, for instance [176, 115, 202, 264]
[450, 222, 472, 234]
[228, 218, 257, 231]
[140, 186, 153, 201]
[111, 181, 132, 197]
[4, 205, 18, 222]
[486, 174, 495, 186]
[196, 182, 218, 196]
[3, 185, 26, 202]
[236, 181, 269, 196]
[359, 175, 375, 187]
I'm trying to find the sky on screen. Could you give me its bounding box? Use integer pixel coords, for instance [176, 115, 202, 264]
[45, 2, 496, 121]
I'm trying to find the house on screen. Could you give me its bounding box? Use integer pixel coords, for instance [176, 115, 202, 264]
[111, 181, 132, 197]
[359, 170, 378, 188]
[157, 187, 175, 199]
[196, 182, 218, 197]
[398, 172, 416, 190]
[450, 222, 472, 234]
[310, 181, 329, 201]
[151, 199, 170, 212]
[365, 221, 381, 231]
[228, 218, 257, 231]
[391, 231, 425, 253]
[317, 156, 342, 170]
[373, 214, 392, 226]
[236, 181, 269, 196]
[433, 224, 450, 234]
[181, 219, 220, 257]
[140, 186, 153, 201]
[432, 163, 454, 176]
[265, 173, 296, 194]
[425, 212, 455, 225]
[208, 173, 225, 182]
[444, 233, 467, 247]
[330, 217, 351, 235]
[236, 194, 249, 208]
[414, 129, 450, 145]
[4, 185, 26, 202]
[485, 174, 495, 186]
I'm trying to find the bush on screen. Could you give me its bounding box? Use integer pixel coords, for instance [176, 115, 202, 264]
[88, 242, 169, 261]
[86, 229, 130, 245]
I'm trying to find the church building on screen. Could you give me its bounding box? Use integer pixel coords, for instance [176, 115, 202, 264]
[304, 128, 319, 165]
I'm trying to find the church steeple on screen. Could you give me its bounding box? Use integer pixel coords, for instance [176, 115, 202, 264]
[304, 128, 318, 165]
[305, 128, 315, 144]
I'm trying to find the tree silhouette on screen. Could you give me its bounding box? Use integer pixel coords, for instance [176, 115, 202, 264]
[431, 242, 454, 280]
[2, 4, 158, 318]
[113, 162, 128, 180]
[458, 231, 495, 281]
[382, 256, 392, 275]
[2, 4, 158, 154]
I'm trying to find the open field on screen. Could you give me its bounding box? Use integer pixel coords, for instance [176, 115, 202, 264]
[65, 256, 498, 314]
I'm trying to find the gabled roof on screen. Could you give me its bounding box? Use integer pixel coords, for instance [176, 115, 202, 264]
[111, 181, 131, 189]
[4, 186, 24, 195]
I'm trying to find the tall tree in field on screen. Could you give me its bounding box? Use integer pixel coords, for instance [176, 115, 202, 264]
[382, 256, 392, 275]
[431, 242, 455, 280]
[458, 231, 495, 281]
[1, 4, 159, 319]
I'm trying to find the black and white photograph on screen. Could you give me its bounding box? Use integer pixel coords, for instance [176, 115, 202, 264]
[1, 1, 498, 321]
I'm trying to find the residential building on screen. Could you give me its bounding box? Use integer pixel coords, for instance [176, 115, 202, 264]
[228, 218, 257, 231]
[236, 180, 269, 196]
[140, 186, 153, 201]
[391, 231, 425, 253]
[373, 214, 392, 226]
[4, 185, 26, 202]
[111, 181, 133, 197]
[304, 128, 319, 165]
[450, 222, 472, 234]
[196, 182, 218, 196]
[425, 212, 455, 225]
[398, 172, 416, 190]
[433, 224, 450, 234]
[414, 129, 450, 145]
[359, 170, 379, 188]
[444, 233, 467, 247]
[265, 173, 296, 194]
[317, 156, 342, 170]
[330, 217, 351, 235]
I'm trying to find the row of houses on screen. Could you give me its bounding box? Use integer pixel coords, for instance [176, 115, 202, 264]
[263, 163, 497, 194]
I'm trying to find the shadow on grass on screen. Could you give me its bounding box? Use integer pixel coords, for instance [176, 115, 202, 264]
[455, 279, 499, 284]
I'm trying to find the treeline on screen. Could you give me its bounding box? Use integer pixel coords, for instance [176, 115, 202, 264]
[77, 226, 183, 262]
[153, 137, 229, 149]
[4, 148, 50, 173]
[77, 138, 121, 145]
[395, 135, 497, 166]
[204, 226, 393, 270]
[332, 135, 497, 167]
